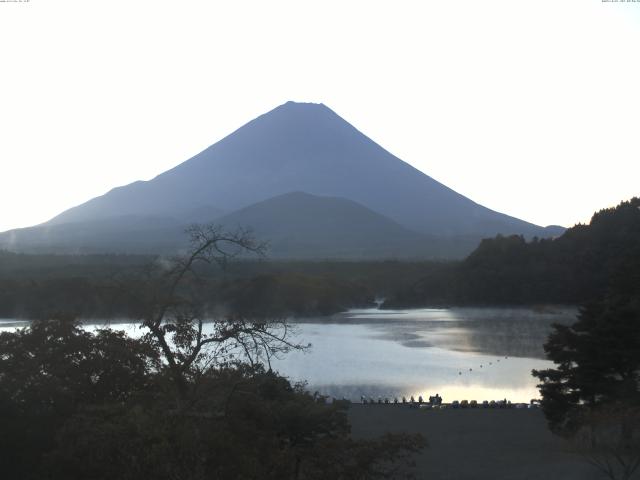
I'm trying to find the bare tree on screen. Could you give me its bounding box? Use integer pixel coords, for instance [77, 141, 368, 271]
[139, 224, 307, 405]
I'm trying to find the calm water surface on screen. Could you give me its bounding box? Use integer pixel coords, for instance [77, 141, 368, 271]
[0, 306, 576, 403]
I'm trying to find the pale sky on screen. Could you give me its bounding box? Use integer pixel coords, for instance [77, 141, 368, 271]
[1, 0, 639, 233]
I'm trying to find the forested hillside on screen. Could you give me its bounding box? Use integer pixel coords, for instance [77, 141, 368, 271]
[0, 253, 434, 319]
[384, 198, 640, 307]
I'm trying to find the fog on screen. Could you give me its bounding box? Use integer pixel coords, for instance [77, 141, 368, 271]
[1, 306, 575, 403]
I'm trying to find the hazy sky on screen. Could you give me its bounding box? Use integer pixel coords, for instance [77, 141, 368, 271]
[1, 0, 639, 233]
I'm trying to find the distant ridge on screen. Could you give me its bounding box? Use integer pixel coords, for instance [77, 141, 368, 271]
[0, 101, 564, 258]
[0, 193, 478, 258]
[214, 191, 454, 259]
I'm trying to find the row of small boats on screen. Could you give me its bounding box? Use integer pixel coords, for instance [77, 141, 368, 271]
[359, 397, 541, 409]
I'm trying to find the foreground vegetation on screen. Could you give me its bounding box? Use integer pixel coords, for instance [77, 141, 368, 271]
[524, 199, 640, 480]
[1, 200, 638, 479]
[0, 319, 424, 480]
[0, 226, 424, 479]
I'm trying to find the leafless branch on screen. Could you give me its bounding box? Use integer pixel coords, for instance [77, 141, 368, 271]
[136, 223, 305, 407]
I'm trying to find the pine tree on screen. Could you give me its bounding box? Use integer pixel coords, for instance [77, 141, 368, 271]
[533, 293, 640, 435]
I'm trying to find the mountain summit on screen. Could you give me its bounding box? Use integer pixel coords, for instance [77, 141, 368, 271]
[1, 101, 562, 257]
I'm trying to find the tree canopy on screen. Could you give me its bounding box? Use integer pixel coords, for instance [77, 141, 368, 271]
[0, 225, 425, 479]
[385, 197, 640, 308]
[532, 294, 640, 434]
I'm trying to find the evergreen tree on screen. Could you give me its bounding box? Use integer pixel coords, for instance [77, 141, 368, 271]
[533, 293, 640, 435]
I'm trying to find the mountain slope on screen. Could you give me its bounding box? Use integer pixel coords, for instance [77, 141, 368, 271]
[0, 192, 482, 258]
[215, 192, 462, 258]
[0, 216, 186, 254]
[0, 193, 475, 258]
[45, 101, 556, 238]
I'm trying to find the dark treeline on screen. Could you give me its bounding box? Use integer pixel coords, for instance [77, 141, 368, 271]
[0, 253, 436, 319]
[384, 198, 640, 308]
[0, 225, 425, 480]
[3, 197, 638, 318]
[0, 322, 423, 480]
[525, 202, 640, 479]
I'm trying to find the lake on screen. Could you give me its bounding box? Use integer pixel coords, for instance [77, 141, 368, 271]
[0, 306, 576, 403]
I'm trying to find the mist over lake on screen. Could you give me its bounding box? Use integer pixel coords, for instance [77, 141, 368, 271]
[0, 306, 576, 403]
[273, 307, 576, 403]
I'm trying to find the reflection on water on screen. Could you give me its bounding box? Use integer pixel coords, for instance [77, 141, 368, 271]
[274, 307, 576, 403]
[0, 319, 30, 329]
[0, 307, 576, 403]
